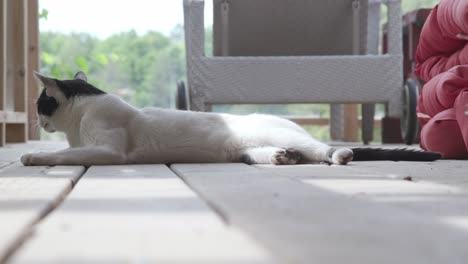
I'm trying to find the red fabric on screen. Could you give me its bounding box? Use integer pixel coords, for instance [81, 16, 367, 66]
[420, 108, 468, 159]
[415, 0, 468, 159]
[415, 0, 468, 82]
[417, 67, 468, 158]
[454, 90, 468, 150]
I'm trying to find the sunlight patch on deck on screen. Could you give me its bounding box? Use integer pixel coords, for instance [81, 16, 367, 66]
[442, 216, 468, 233]
[302, 178, 461, 198]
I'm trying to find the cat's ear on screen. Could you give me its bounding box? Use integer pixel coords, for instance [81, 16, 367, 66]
[33, 71, 60, 98]
[74, 71, 87, 82]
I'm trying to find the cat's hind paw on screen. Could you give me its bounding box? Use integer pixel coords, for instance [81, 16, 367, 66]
[331, 148, 353, 165]
[271, 148, 301, 165]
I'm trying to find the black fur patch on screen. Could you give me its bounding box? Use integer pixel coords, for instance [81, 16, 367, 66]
[56, 79, 106, 99]
[37, 89, 59, 116]
[239, 154, 255, 165]
[36, 78, 106, 116]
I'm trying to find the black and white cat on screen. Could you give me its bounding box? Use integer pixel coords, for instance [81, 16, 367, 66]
[21, 72, 440, 166]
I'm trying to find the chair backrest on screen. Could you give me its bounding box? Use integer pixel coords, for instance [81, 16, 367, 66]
[213, 0, 369, 56]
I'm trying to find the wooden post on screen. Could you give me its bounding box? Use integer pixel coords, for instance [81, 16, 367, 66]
[5, 0, 27, 143]
[0, 0, 5, 146]
[343, 104, 359, 142]
[28, 0, 39, 140]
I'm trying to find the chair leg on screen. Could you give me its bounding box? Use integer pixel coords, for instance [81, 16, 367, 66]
[361, 103, 375, 144]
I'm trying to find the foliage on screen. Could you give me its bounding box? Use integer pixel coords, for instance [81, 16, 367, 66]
[39, 9, 48, 20]
[402, 0, 438, 12]
[40, 30, 186, 108]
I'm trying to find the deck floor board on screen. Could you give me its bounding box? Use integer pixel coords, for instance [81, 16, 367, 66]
[1, 142, 467, 264]
[172, 163, 468, 264]
[0, 164, 84, 263]
[10, 165, 273, 264]
[0, 142, 82, 263]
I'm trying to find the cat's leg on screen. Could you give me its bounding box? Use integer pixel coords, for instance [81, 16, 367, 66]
[21, 146, 126, 166]
[294, 142, 353, 165]
[327, 147, 354, 165]
[284, 135, 353, 165]
[239, 147, 302, 165]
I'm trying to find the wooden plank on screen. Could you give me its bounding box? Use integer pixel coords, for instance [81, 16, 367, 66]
[5, 0, 27, 143]
[343, 104, 359, 142]
[0, 163, 84, 263]
[0, 123, 4, 147]
[10, 165, 274, 264]
[0, 141, 67, 169]
[0, 0, 6, 147]
[27, 0, 39, 140]
[0, 0, 5, 113]
[171, 163, 468, 264]
[258, 162, 468, 257]
[7, 0, 27, 113]
[0, 111, 28, 123]
[282, 116, 382, 128]
[5, 124, 26, 143]
[281, 117, 329, 126]
[258, 162, 468, 218]
[343, 160, 468, 189]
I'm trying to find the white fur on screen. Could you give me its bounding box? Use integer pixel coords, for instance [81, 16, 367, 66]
[22, 78, 353, 166]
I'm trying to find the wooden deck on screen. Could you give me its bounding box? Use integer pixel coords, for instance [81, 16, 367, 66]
[0, 141, 467, 264]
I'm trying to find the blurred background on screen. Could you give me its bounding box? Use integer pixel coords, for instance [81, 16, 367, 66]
[38, 0, 439, 141]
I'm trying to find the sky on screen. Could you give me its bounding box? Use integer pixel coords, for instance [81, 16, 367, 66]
[39, 0, 213, 38]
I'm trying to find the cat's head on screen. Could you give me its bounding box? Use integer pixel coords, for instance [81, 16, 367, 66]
[34, 71, 105, 133]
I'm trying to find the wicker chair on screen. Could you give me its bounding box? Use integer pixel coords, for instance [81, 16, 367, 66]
[180, 0, 403, 143]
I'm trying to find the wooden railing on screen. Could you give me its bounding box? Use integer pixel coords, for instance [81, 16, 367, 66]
[0, 0, 39, 146]
[282, 116, 382, 128]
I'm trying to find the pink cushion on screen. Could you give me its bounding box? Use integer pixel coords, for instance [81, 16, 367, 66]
[415, 0, 468, 81]
[454, 90, 468, 149]
[420, 108, 468, 159]
[417, 65, 468, 117]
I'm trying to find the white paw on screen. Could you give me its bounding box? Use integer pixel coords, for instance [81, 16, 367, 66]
[20, 152, 55, 166]
[271, 148, 302, 165]
[21, 153, 35, 166]
[331, 148, 353, 165]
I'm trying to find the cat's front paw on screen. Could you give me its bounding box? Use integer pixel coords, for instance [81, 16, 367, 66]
[21, 153, 35, 166]
[331, 148, 353, 165]
[20, 153, 55, 166]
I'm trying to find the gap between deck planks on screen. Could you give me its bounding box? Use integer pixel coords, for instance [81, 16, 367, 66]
[9, 165, 274, 264]
[0, 141, 84, 264]
[171, 163, 468, 264]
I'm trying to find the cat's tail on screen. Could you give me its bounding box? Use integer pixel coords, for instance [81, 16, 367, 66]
[351, 148, 442, 161]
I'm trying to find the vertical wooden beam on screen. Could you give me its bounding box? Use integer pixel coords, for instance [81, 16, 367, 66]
[0, 0, 4, 112]
[0, 0, 6, 146]
[6, 0, 27, 143]
[27, 0, 39, 140]
[4, 0, 12, 111]
[8, 0, 27, 113]
[343, 104, 359, 142]
[330, 104, 344, 141]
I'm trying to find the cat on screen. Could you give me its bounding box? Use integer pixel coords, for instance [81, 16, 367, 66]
[21, 72, 441, 166]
